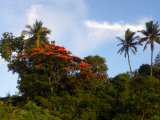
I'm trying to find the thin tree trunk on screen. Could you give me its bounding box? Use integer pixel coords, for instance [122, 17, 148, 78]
[128, 54, 133, 78]
[151, 49, 153, 76]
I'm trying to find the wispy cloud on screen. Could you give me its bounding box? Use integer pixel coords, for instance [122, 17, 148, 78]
[26, 5, 41, 26]
[76, 17, 152, 56]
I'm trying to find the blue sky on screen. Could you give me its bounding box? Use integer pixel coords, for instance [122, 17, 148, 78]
[0, 0, 160, 97]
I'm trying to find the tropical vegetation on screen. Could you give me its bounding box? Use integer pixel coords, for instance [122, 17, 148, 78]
[0, 20, 160, 120]
[138, 21, 160, 76]
[116, 28, 142, 77]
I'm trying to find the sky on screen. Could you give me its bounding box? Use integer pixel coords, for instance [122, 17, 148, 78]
[0, 0, 160, 97]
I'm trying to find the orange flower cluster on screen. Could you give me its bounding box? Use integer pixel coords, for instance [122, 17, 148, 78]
[63, 67, 68, 70]
[18, 44, 95, 92]
[38, 58, 42, 61]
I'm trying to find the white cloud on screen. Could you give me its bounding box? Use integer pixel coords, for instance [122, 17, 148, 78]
[26, 5, 41, 26]
[84, 21, 143, 30]
[84, 18, 150, 37]
[76, 17, 152, 55]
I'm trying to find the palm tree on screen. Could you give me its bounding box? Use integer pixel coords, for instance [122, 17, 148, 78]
[20, 20, 52, 101]
[20, 19, 53, 76]
[138, 21, 160, 76]
[116, 29, 142, 77]
[21, 19, 51, 50]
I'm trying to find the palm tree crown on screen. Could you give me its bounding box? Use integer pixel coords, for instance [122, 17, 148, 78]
[21, 19, 51, 50]
[116, 29, 142, 77]
[138, 21, 160, 76]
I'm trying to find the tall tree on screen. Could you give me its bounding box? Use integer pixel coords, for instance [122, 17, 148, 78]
[116, 29, 142, 77]
[153, 51, 160, 70]
[21, 19, 51, 50]
[138, 21, 160, 76]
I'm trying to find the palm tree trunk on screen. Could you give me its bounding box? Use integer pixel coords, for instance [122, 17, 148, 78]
[151, 49, 153, 76]
[36, 35, 39, 48]
[128, 54, 133, 78]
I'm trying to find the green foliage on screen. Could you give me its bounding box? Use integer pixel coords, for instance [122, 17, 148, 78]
[0, 32, 25, 62]
[110, 73, 133, 117]
[2, 21, 160, 120]
[154, 51, 160, 70]
[112, 113, 141, 120]
[1, 72, 160, 120]
[138, 21, 160, 76]
[0, 99, 61, 120]
[105, 74, 160, 120]
[132, 64, 160, 79]
[139, 64, 152, 76]
[116, 29, 142, 77]
[37, 87, 115, 120]
[21, 19, 51, 49]
[138, 21, 160, 52]
[111, 73, 132, 91]
[84, 54, 108, 77]
[146, 115, 160, 120]
[128, 76, 160, 119]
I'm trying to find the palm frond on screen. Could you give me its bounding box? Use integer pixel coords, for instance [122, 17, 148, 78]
[155, 37, 160, 44]
[128, 32, 136, 41]
[131, 48, 136, 55]
[25, 25, 32, 29]
[138, 30, 149, 36]
[116, 29, 141, 59]
[41, 38, 50, 45]
[117, 46, 124, 54]
[24, 38, 34, 46]
[38, 27, 47, 34]
[130, 36, 140, 43]
[43, 29, 51, 34]
[138, 37, 149, 43]
[21, 30, 33, 36]
[143, 41, 150, 51]
[124, 50, 128, 58]
[142, 31, 149, 36]
[38, 38, 50, 48]
[21, 19, 52, 49]
[35, 23, 40, 31]
[131, 45, 137, 52]
[115, 37, 125, 43]
[117, 43, 124, 46]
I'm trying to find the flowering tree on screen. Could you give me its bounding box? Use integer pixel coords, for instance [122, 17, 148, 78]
[8, 43, 94, 101]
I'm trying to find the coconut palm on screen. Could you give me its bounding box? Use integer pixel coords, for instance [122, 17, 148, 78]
[21, 19, 51, 50]
[20, 20, 53, 101]
[116, 29, 142, 77]
[138, 21, 160, 76]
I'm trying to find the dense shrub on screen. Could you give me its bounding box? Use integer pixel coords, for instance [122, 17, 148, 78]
[0, 97, 61, 120]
